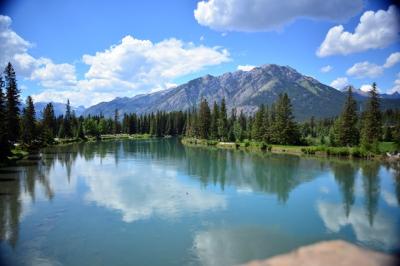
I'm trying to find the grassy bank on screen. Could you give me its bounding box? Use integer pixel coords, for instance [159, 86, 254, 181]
[53, 133, 152, 145]
[181, 138, 398, 160]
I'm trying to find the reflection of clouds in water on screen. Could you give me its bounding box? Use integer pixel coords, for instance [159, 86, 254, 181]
[82, 161, 226, 222]
[382, 190, 397, 207]
[319, 186, 330, 194]
[317, 201, 399, 249]
[192, 226, 299, 266]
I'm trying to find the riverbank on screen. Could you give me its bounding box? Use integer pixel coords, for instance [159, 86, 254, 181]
[1, 134, 153, 167]
[181, 137, 398, 160]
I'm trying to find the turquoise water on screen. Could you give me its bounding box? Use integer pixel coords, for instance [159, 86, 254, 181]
[0, 138, 399, 265]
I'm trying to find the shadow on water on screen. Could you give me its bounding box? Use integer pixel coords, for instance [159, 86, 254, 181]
[0, 138, 399, 258]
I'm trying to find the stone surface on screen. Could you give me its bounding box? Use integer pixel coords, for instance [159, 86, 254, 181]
[244, 240, 397, 266]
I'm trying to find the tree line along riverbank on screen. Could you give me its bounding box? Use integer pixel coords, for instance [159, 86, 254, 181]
[1, 62, 399, 166]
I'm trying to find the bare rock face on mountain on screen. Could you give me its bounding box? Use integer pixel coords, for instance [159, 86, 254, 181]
[83, 64, 399, 120]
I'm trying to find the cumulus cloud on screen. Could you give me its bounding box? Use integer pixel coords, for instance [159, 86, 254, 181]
[1, 15, 230, 106]
[34, 36, 230, 106]
[0, 15, 31, 67]
[194, 0, 363, 32]
[320, 65, 333, 73]
[388, 72, 400, 94]
[346, 61, 384, 78]
[317, 5, 399, 57]
[330, 77, 349, 89]
[360, 84, 374, 93]
[237, 65, 255, 71]
[384, 52, 400, 68]
[0, 15, 78, 90]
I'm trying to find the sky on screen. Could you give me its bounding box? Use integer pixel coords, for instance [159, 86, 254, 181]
[0, 0, 399, 107]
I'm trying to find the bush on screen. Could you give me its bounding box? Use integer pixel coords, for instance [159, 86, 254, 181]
[244, 140, 250, 148]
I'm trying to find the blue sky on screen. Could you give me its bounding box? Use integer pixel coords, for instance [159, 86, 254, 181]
[0, 0, 399, 107]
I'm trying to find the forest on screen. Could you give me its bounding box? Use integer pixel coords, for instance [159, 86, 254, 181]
[1, 62, 400, 163]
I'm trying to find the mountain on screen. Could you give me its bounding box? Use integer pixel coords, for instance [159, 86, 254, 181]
[341, 87, 400, 100]
[84, 64, 400, 121]
[34, 102, 86, 118]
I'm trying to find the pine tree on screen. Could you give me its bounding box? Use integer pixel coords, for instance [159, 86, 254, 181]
[272, 93, 300, 145]
[75, 122, 86, 139]
[251, 104, 265, 141]
[0, 75, 10, 161]
[21, 96, 37, 145]
[210, 101, 219, 139]
[63, 99, 73, 138]
[4, 63, 20, 142]
[338, 86, 359, 146]
[198, 98, 211, 139]
[113, 108, 120, 134]
[217, 98, 228, 140]
[360, 83, 382, 151]
[42, 103, 56, 137]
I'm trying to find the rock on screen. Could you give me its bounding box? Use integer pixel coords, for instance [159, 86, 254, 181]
[244, 240, 397, 266]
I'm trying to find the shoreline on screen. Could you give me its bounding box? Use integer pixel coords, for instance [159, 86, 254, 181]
[0, 134, 153, 167]
[181, 137, 398, 162]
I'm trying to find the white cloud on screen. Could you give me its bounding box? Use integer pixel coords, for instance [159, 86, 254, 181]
[388, 72, 400, 94]
[237, 65, 255, 71]
[194, 0, 363, 32]
[317, 5, 399, 57]
[1, 15, 230, 106]
[0, 15, 78, 90]
[34, 36, 230, 106]
[360, 84, 374, 93]
[0, 15, 31, 67]
[330, 77, 349, 89]
[346, 61, 384, 78]
[384, 52, 400, 68]
[320, 65, 333, 73]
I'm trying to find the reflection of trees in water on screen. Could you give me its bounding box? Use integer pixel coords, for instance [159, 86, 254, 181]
[184, 147, 321, 203]
[385, 160, 400, 206]
[0, 164, 53, 247]
[330, 161, 357, 217]
[360, 162, 381, 226]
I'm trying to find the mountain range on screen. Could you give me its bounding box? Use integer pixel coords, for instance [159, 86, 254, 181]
[82, 64, 400, 121]
[33, 64, 400, 121]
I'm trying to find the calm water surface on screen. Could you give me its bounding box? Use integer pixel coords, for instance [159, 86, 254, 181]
[0, 138, 399, 266]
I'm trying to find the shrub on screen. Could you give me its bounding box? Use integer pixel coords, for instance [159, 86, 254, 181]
[244, 140, 250, 147]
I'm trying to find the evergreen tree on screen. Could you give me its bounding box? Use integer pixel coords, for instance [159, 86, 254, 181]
[210, 101, 219, 139]
[75, 122, 86, 139]
[198, 98, 211, 139]
[217, 98, 228, 140]
[251, 104, 265, 141]
[4, 63, 20, 142]
[42, 103, 56, 137]
[360, 83, 382, 151]
[238, 110, 247, 140]
[21, 96, 37, 145]
[113, 108, 120, 134]
[0, 76, 10, 160]
[338, 86, 359, 146]
[63, 99, 73, 138]
[272, 93, 300, 145]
